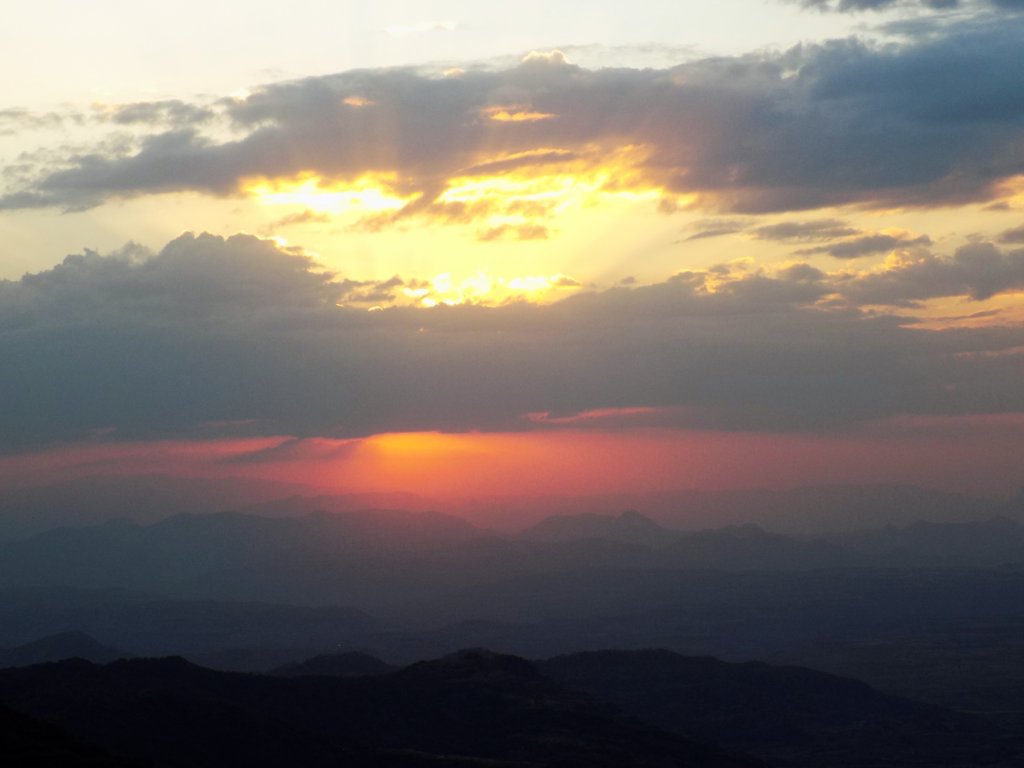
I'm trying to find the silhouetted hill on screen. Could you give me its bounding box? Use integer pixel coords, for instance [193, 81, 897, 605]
[520, 510, 672, 547]
[0, 631, 127, 668]
[701, 484, 994, 535]
[237, 491, 440, 519]
[456, 484, 995, 533]
[271, 651, 395, 678]
[8, 513, 1024, 672]
[0, 509, 495, 603]
[519, 513, 1024, 571]
[833, 516, 1024, 567]
[663, 524, 848, 570]
[538, 649, 1017, 767]
[0, 654, 763, 768]
[0, 702, 147, 766]
[8, 565, 1024, 668]
[0, 589, 379, 656]
[8, 510, 1024, 618]
[772, 616, 1024, 721]
[0, 474, 311, 540]
[0, 477, 996, 541]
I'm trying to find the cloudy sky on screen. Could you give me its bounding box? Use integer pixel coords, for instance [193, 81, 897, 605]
[2, 0, 1023, 502]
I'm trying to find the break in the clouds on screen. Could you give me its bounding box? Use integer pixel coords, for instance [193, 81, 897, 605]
[1, 232, 1023, 450]
[3, 19, 1024, 225]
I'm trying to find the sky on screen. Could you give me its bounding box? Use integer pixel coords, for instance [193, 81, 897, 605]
[2, 0, 1023, 505]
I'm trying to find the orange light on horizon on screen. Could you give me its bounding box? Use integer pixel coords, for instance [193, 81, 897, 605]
[5, 417, 1024, 514]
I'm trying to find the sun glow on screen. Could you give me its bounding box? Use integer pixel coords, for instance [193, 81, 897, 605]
[399, 270, 579, 307]
[242, 144, 684, 249]
[438, 145, 665, 220]
[243, 173, 416, 215]
[481, 104, 557, 122]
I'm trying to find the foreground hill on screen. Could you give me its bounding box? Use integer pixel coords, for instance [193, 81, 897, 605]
[0, 703, 146, 767]
[0, 589, 379, 657]
[0, 651, 762, 768]
[539, 650, 1015, 767]
[270, 651, 396, 678]
[273, 647, 1021, 766]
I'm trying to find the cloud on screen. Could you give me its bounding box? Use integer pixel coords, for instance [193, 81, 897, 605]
[337, 275, 407, 305]
[687, 218, 931, 259]
[4, 22, 1024, 222]
[477, 223, 550, 241]
[270, 209, 332, 228]
[685, 219, 748, 241]
[520, 49, 572, 67]
[0, 108, 70, 135]
[837, 242, 1024, 303]
[998, 224, 1024, 244]
[94, 100, 216, 128]
[1, 232, 1023, 450]
[791, 0, 1023, 11]
[796, 232, 932, 258]
[752, 219, 861, 242]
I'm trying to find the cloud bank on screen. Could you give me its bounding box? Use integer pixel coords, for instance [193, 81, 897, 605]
[1, 232, 1022, 450]
[3, 21, 1023, 225]
[793, 0, 1024, 12]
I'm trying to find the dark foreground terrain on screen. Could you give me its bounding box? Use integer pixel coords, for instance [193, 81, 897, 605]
[1, 647, 1020, 767]
[3, 501, 1024, 766]
[0, 650, 760, 768]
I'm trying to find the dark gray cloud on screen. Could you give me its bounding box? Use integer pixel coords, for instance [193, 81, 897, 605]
[3, 22, 1023, 217]
[686, 218, 861, 242]
[752, 219, 861, 242]
[793, 0, 1023, 12]
[336, 275, 406, 305]
[686, 218, 932, 259]
[998, 224, 1024, 244]
[797, 232, 932, 258]
[1, 233, 1022, 450]
[685, 220, 748, 241]
[837, 242, 1024, 303]
[100, 100, 216, 128]
[0, 108, 70, 135]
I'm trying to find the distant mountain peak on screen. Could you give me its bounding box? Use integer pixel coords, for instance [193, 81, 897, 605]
[401, 648, 545, 684]
[0, 631, 127, 669]
[520, 509, 671, 546]
[271, 651, 394, 678]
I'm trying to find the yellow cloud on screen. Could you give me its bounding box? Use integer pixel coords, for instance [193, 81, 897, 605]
[342, 96, 374, 108]
[243, 145, 688, 246]
[481, 105, 557, 123]
[242, 173, 416, 216]
[398, 270, 581, 307]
